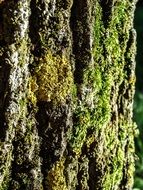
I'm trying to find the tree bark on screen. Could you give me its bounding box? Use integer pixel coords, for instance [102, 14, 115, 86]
[0, 0, 138, 189]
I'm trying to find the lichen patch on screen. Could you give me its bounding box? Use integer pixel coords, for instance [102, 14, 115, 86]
[30, 51, 73, 105]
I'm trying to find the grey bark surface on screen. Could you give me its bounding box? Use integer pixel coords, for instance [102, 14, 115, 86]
[0, 0, 137, 190]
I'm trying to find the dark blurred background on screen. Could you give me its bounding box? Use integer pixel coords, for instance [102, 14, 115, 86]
[134, 0, 143, 189]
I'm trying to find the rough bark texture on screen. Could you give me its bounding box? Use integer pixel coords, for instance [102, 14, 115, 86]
[0, 0, 138, 189]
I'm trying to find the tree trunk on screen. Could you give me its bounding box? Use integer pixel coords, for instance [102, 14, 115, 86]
[0, 0, 138, 189]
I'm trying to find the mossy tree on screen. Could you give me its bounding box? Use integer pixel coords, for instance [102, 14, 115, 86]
[0, 0, 138, 189]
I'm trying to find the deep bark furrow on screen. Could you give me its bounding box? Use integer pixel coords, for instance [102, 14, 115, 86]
[70, 0, 93, 85]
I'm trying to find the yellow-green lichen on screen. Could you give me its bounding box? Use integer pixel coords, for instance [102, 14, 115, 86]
[28, 76, 38, 105]
[30, 51, 73, 104]
[46, 158, 67, 190]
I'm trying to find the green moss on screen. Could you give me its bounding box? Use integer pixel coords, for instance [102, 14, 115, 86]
[100, 1, 136, 188]
[30, 51, 73, 105]
[70, 106, 91, 155]
[70, 66, 113, 154]
[69, 1, 136, 188]
[69, 1, 112, 155]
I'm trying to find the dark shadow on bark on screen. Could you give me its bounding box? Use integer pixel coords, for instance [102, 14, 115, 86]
[99, 0, 114, 28]
[70, 0, 91, 85]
